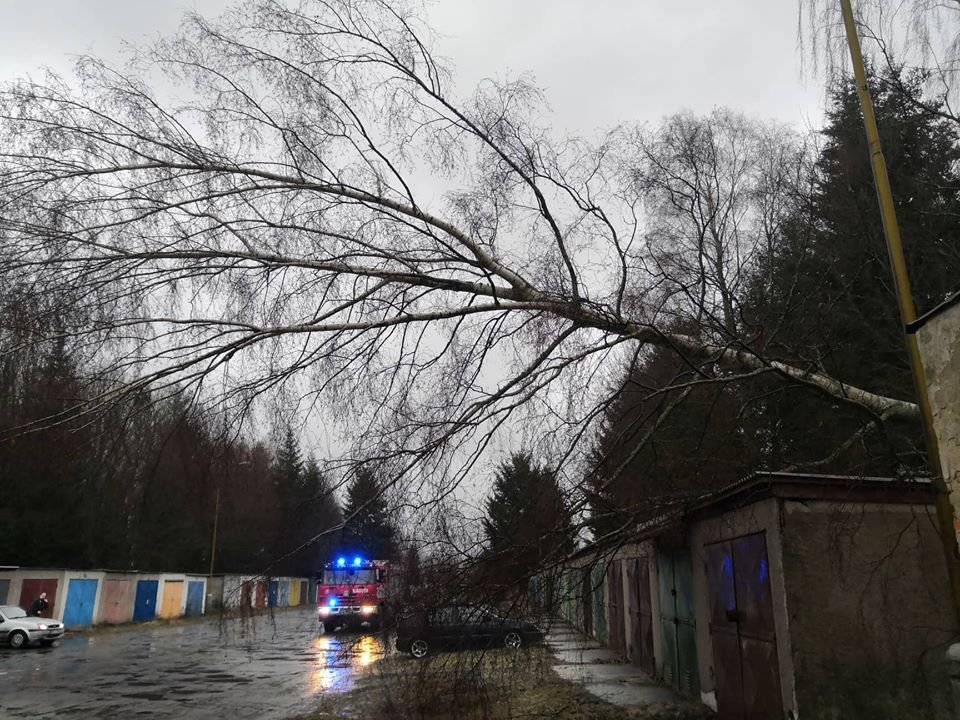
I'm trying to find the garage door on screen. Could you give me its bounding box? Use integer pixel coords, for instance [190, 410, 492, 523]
[184, 581, 204, 617]
[133, 580, 158, 622]
[627, 557, 655, 675]
[658, 549, 699, 696]
[19, 578, 59, 618]
[100, 579, 134, 623]
[706, 532, 782, 720]
[63, 579, 98, 627]
[160, 580, 185, 618]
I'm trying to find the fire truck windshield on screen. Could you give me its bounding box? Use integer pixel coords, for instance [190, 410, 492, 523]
[323, 568, 376, 584]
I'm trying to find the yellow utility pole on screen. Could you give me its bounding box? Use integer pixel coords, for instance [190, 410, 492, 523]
[209, 486, 221, 578]
[839, 0, 960, 618]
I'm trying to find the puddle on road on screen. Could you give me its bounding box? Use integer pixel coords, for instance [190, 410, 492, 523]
[309, 633, 383, 694]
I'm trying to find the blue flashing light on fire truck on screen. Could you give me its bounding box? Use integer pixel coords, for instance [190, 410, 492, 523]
[316, 556, 389, 632]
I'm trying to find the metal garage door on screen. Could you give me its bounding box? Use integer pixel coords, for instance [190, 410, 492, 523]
[0, 579, 9, 604]
[658, 549, 700, 696]
[627, 557, 655, 675]
[160, 580, 184, 618]
[706, 532, 782, 720]
[19, 578, 59, 617]
[63, 579, 98, 627]
[133, 580, 159, 622]
[607, 561, 627, 656]
[185, 581, 204, 616]
[581, 566, 593, 635]
[100, 579, 134, 623]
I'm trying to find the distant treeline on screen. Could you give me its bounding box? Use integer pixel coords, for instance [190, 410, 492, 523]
[0, 318, 344, 574]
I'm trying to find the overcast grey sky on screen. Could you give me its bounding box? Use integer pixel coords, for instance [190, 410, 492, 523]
[0, 0, 825, 134]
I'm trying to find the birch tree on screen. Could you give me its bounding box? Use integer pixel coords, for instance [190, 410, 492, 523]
[0, 0, 920, 513]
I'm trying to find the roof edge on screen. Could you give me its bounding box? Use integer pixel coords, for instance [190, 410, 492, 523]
[906, 289, 960, 334]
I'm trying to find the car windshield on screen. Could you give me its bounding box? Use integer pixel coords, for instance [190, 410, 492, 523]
[1, 605, 28, 619]
[428, 606, 500, 625]
[322, 568, 376, 584]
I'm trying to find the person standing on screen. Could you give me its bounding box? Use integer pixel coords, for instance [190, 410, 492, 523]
[29, 591, 49, 617]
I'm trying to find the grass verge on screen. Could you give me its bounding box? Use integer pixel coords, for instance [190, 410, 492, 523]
[304, 644, 712, 720]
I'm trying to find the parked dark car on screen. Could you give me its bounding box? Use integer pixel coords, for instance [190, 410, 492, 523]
[395, 605, 543, 658]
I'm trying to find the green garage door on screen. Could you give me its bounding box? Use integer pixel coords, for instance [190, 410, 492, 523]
[658, 549, 700, 696]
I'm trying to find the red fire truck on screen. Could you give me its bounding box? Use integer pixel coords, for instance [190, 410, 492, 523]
[316, 556, 389, 632]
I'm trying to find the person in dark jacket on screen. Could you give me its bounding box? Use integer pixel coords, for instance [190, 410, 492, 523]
[29, 592, 49, 617]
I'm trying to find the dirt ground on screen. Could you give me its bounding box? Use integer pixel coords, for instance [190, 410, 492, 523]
[304, 645, 712, 720]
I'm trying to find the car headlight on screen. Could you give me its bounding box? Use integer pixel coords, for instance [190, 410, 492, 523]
[318, 607, 330, 616]
[361, 605, 376, 615]
[37, 624, 48, 630]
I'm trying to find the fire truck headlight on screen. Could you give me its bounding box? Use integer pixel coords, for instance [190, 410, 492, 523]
[318, 606, 330, 616]
[361, 605, 376, 615]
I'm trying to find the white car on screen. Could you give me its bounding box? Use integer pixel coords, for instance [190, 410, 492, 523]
[0, 605, 65, 648]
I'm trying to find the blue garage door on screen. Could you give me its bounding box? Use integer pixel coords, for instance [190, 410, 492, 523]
[185, 581, 204, 617]
[63, 579, 98, 627]
[268, 580, 279, 607]
[133, 580, 159, 622]
[279, 581, 289, 607]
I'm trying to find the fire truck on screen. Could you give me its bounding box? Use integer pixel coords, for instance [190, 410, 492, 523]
[316, 556, 389, 632]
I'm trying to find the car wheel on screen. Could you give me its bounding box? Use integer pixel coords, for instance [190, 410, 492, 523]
[410, 638, 429, 659]
[9, 630, 29, 649]
[504, 631, 522, 649]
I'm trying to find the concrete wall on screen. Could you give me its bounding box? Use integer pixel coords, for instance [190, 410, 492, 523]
[780, 500, 956, 720]
[917, 300, 960, 542]
[687, 497, 795, 715]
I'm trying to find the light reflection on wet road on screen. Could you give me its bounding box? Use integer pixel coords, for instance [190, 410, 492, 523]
[0, 607, 387, 719]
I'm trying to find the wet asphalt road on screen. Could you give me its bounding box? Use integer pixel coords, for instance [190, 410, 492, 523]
[0, 607, 387, 719]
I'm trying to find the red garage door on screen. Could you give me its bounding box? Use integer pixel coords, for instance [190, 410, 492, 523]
[19, 578, 60, 618]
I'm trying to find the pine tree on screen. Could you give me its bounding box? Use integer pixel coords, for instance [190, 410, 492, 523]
[587, 65, 960, 535]
[743, 63, 960, 472]
[483, 453, 575, 579]
[301, 457, 342, 572]
[341, 467, 396, 559]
